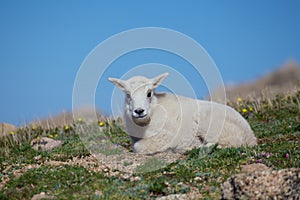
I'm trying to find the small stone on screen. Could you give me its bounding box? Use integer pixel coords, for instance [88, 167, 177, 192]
[164, 181, 170, 187]
[27, 165, 34, 169]
[3, 165, 12, 174]
[121, 173, 130, 180]
[103, 168, 109, 173]
[94, 190, 102, 197]
[34, 155, 42, 161]
[31, 137, 62, 151]
[177, 182, 183, 186]
[130, 176, 141, 182]
[31, 192, 56, 200]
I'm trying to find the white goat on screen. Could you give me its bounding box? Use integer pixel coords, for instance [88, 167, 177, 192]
[109, 73, 257, 154]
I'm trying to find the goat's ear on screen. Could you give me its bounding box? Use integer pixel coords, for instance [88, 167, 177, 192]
[108, 77, 128, 91]
[152, 72, 169, 88]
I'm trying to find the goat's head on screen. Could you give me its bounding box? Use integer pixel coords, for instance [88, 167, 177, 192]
[109, 73, 169, 127]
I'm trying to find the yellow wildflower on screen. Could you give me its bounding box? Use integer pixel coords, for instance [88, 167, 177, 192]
[31, 125, 36, 130]
[98, 121, 105, 127]
[9, 131, 15, 135]
[55, 134, 59, 138]
[242, 108, 247, 113]
[237, 97, 242, 102]
[249, 107, 253, 111]
[64, 125, 70, 131]
[77, 117, 83, 122]
[49, 134, 54, 138]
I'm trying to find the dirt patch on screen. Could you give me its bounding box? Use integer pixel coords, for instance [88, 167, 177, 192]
[0, 152, 184, 190]
[93, 150, 185, 174]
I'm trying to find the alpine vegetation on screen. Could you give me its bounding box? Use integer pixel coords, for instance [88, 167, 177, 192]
[109, 73, 257, 154]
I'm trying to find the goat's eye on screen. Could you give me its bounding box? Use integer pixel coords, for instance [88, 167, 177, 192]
[147, 91, 152, 98]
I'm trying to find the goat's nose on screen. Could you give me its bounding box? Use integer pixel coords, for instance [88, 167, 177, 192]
[134, 108, 145, 115]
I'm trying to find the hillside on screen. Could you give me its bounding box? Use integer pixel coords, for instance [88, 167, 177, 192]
[0, 88, 299, 199]
[213, 61, 300, 102]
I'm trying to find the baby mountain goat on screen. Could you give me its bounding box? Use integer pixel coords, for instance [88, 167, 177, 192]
[109, 73, 257, 154]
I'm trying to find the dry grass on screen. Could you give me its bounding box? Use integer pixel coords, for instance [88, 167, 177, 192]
[29, 108, 107, 129]
[0, 123, 18, 137]
[212, 61, 300, 103]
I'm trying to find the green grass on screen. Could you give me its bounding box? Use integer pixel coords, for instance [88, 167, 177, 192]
[0, 91, 299, 199]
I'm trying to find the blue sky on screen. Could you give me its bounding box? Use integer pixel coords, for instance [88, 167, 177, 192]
[0, 1, 300, 125]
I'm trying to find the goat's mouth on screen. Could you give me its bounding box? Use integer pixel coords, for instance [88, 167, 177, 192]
[132, 115, 151, 126]
[132, 114, 147, 119]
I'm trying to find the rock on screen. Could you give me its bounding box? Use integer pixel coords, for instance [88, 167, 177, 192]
[31, 137, 62, 151]
[34, 155, 42, 161]
[31, 192, 56, 200]
[94, 190, 102, 197]
[0, 123, 18, 137]
[221, 166, 300, 199]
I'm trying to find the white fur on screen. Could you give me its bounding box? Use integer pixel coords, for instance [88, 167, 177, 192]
[109, 73, 257, 154]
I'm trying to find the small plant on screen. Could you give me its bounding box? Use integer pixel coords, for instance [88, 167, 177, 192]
[135, 158, 167, 173]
